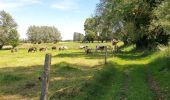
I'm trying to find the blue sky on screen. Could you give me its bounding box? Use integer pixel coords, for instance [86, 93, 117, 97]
[0, 0, 99, 40]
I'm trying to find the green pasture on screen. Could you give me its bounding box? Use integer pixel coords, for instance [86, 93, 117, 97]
[0, 42, 169, 100]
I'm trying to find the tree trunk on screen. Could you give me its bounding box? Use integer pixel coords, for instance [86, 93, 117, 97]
[123, 40, 128, 46]
[0, 44, 3, 50]
[136, 40, 147, 49]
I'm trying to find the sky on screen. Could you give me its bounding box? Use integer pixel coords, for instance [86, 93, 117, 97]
[0, 0, 99, 40]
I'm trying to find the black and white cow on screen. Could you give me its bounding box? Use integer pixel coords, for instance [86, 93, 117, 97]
[96, 45, 105, 52]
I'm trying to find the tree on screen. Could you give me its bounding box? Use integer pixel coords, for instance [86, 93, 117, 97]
[85, 30, 96, 43]
[27, 26, 62, 43]
[73, 32, 84, 42]
[95, 0, 167, 49]
[8, 29, 19, 48]
[149, 0, 170, 46]
[84, 17, 97, 43]
[0, 10, 18, 49]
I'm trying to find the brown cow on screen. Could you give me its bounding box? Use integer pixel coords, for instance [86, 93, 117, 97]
[11, 48, 18, 53]
[85, 46, 92, 55]
[52, 46, 57, 50]
[112, 39, 119, 46]
[39, 47, 47, 52]
[112, 39, 119, 52]
[28, 47, 37, 53]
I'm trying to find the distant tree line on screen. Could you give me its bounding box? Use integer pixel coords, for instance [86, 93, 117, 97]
[27, 26, 62, 44]
[0, 10, 63, 49]
[0, 10, 19, 49]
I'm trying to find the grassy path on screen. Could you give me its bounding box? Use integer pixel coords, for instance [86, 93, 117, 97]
[76, 66, 154, 100]
[72, 50, 169, 100]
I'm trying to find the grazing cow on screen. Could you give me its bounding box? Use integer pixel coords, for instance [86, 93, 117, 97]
[39, 47, 46, 52]
[96, 45, 105, 52]
[11, 48, 18, 53]
[28, 47, 37, 53]
[85, 48, 92, 55]
[59, 46, 68, 51]
[79, 46, 86, 49]
[52, 46, 57, 50]
[63, 46, 68, 50]
[112, 39, 119, 52]
[58, 47, 63, 50]
[112, 39, 119, 46]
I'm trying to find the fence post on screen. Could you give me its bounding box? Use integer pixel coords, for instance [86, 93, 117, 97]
[40, 53, 52, 100]
[105, 46, 107, 64]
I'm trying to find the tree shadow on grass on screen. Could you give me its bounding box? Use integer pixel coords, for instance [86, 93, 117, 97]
[147, 55, 170, 99]
[51, 51, 168, 100]
[114, 50, 156, 60]
[0, 62, 98, 100]
[51, 50, 156, 99]
[73, 62, 152, 100]
[0, 65, 42, 99]
[73, 62, 118, 100]
[0, 60, 160, 100]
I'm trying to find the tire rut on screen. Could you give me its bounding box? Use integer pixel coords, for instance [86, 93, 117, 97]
[147, 68, 166, 100]
[119, 70, 130, 100]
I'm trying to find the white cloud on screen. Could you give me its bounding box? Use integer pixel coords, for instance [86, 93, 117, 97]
[0, 2, 21, 10]
[18, 0, 41, 4]
[0, 0, 41, 10]
[51, 0, 78, 11]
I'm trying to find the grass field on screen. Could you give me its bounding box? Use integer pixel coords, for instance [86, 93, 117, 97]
[0, 42, 170, 100]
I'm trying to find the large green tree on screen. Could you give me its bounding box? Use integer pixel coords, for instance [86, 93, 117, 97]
[0, 10, 19, 49]
[95, 0, 168, 49]
[84, 17, 97, 43]
[84, 16, 113, 43]
[149, 0, 170, 46]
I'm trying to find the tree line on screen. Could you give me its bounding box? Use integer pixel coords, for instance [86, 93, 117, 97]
[0, 10, 62, 49]
[84, 0, 170, 49]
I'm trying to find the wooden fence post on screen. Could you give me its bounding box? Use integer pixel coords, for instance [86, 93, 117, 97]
[40, 53, 52, 100]
[105, 46, 107, 64]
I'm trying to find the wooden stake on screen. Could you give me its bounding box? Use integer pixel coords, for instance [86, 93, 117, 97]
[40, 54, 52, 100]
[105, 46, 107, 64]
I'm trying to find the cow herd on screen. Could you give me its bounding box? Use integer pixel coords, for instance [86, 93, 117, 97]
[10, 46, 69, 53]
[27, 46, 68, 53]
[28, 47, 48, 52]
[79, 45, 110, 55]
[9, 39, 119, 53]
[10, 45, 113, 55]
